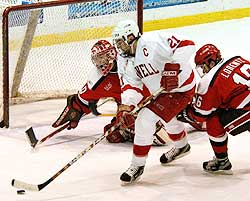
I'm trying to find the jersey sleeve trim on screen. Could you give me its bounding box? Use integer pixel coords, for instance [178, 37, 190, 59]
[177, 40, 195, 48]
[91, 76, 106, 90]
[180, 70, 195, 88]
[121, 84, 144, 96]
[77, 94, 89, 107]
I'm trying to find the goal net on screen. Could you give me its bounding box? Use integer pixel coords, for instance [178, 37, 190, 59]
[0, 0, 143, 127]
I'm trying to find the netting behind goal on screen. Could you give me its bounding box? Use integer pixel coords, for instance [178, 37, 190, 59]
[0, 0, 143, 127]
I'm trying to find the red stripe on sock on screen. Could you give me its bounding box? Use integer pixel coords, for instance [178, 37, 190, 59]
[212, 145, 228, 154]
[133, 145, 151, 156]
[167, 130, 186, 141]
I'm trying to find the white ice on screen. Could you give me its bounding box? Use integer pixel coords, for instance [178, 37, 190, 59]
[1, 18, 250, 201]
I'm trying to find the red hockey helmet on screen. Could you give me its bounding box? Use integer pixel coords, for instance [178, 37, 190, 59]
[91, 40, 117, 76]
[194, 44, 222, 76]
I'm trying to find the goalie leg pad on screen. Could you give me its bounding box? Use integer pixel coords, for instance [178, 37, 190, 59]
[152, 121, 171, 146]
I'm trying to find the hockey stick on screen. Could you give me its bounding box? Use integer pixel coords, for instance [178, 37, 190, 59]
[25, 97, 114, 148]
[25, 123, 70, 148]
[12, 87, 164, 192]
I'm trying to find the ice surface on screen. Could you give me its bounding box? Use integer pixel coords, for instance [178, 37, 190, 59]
[1, 18, 250, 201]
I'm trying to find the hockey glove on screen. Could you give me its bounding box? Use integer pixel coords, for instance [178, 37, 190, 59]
[177, 105, 196, 124]
[52, 94, 89, 129]
[160, 63, 180, 92]
[103, 117, 117, 137]
[177, 105, 207, 131]
[104, 117, 130, 143]
[116, 104, 135, 129]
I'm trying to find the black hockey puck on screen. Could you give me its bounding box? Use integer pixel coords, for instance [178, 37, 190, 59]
[17, 190, 25, 194]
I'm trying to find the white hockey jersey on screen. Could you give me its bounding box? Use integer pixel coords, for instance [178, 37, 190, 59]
[117, 31, 196, 106]
[117, 55, 148, 106]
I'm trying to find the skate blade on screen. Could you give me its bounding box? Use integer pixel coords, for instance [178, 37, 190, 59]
[120, 176, 141, 186]
[204, 169, 233, 175]
[161, 150, 191, 166]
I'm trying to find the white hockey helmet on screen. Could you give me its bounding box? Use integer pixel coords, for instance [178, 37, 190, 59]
[112, 19, 140, 57]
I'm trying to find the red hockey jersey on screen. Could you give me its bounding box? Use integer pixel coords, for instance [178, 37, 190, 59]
[192, 56, 250, 122]
[78, 70, 121, 108]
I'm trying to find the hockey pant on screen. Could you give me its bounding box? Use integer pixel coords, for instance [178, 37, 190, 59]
[219, 109, 250, 136]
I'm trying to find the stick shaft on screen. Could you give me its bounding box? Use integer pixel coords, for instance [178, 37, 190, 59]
[12, 89, 164, 191]
[38, 123, 69, 144]
[27, 98, 114, 147]
[12, 126, 115, 191]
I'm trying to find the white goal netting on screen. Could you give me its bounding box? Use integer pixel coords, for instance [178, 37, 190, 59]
[0, 0, 142, 127]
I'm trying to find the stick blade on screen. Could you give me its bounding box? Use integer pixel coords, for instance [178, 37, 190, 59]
[11, 179, 39, 191]
[25, 127, 38, 148]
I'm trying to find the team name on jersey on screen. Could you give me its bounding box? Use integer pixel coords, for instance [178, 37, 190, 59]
[221, 57, 245, 78]
[134, 63, 159, 79]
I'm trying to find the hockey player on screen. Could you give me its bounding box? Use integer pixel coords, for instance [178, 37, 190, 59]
[177, 44, 250, 174]
[52, 40, 169, 145]
[112, 20, 196, 184]
[52, 40, 121, 136]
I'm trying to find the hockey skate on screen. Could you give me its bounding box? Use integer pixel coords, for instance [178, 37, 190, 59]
[160, 143, 191, 165]
[203, 157, 233, 174]
[120, 165, 145, 184]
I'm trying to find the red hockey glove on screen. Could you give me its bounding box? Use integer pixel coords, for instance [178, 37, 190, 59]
[160, 63, 180, 92]
[104, 117, 131, 143]
[116, 104, 135, 129]
[106, 129, 127, 143]
[52, 94, 89, 129]
[103, 117, 116, 133]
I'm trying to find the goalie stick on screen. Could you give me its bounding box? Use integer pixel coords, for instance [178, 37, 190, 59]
[12, 87, 164, 192]
[25, 97, 114, 148]
[25, 123, 70, 148]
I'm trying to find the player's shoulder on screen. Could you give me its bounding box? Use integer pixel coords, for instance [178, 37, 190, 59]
[140, 30, 174, 42]
[117, 55, 134, 68]
[138, 31, 170, 53]
[139, 31, 188, 50]
[220, 56, 250, 68]
[87, 67, 104, 89]
[197, 64, 221, 94]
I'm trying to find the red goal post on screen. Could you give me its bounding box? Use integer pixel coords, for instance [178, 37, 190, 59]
[1, 0, 143, 128]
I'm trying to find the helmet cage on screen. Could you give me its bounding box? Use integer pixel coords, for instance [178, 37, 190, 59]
[195, 44, 221, 77]
[113, 38, 131, 57]
[195, 63, 212, 77]
[91, 40, 117, 76]
[112, 20, 140, 57]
